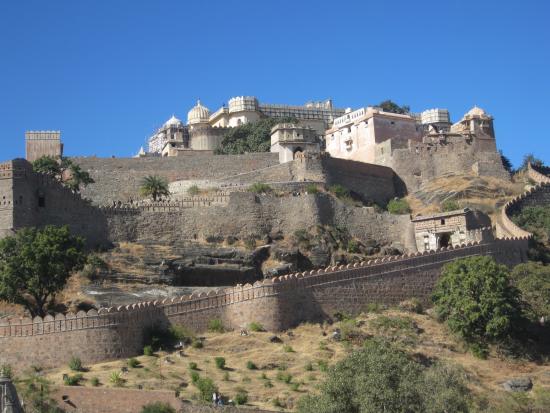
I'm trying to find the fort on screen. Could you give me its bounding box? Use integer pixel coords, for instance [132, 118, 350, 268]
[1, 97, 547, 373]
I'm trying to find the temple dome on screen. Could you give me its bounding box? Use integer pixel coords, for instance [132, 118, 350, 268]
[187, 100, 210, 125]
[466, 106, 487, 117]
[164, 115, 183, 127]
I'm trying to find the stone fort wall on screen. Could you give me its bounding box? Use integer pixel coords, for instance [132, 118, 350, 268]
[0, 238, 528, 371]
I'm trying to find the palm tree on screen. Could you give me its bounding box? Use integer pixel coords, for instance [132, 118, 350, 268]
[139, 175, 170, 201]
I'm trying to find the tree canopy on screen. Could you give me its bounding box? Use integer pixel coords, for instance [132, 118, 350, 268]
[432, 256, 523, 345]
[297, 339, 470, 413]
[510, 262, 550, 321]
[0, 225, 86, 317]
[215, 116, 297, 155]
[519, 153, 544, 171]
[139, 175, 170, 201]
[377, 100, 410, 114]
[32, 156, 94, 193]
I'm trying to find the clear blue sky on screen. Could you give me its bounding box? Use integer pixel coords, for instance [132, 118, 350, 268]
[1, 0, 548, 167]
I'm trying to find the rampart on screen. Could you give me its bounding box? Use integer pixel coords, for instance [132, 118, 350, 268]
[0, 238, 528, 371]
[499, 163, 550, 238]
[74, 153, 280, 205]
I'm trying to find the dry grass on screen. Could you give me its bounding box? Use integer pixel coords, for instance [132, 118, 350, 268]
[43, 309, 550, 411]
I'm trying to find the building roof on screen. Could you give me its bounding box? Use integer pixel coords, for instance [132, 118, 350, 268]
[411, 208, 471, 222]
[187, 100, 210, 125]
[164, 115, 183, 127]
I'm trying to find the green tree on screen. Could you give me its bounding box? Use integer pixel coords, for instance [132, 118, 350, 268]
[377, 100, 410, 114]
[215, 116, 297, 155]
[432, 256, 523, 345]
[0, 225, 86, 317]
[387, 198, 411, 214]
[510, 262, 550, 321]
[297, 339, 470, 413]
[499, 150, 514, 174]
[520, 153, 544, 171]
[441, 199, 460, 212]
[32, 156, 94, 193]
[139, 175, 170, 201]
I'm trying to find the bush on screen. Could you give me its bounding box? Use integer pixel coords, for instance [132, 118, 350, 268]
[329, 184, 350, 200]
[283, 344, 294, 353]
[188, 362, 198, 370]
[128, 358, 140, 368]
[297, 339, 470, 413]
[109, 371, 124, 387]
[510, 261, 550, 321]
[305, 184, 319, 194]
[387, 198, 410, 214]
[304, 362, 314, 371]
[187, 185, 200, 196]
[248, 182, 272, 193]
[90, 377, 100, 387]
[432, 256, 524, 346]
[347, 239, 360, 253]
[272, 397, 284, 408]
[168, 324, 195, 345]
[194, 377, 217, 402]
[143, 345, 154, 356]
[398, 298, 424, 314]
[214, 357, 226, 369]
[276, 372, 293, 383]
[291, 382, 300, 391]
[0, 364, 13, 379]
[441, 199, 460, 212]
[246, 361, 257, 370]
[234, 389, 249, 405]
[68, 356, 83, 372]
[208, 319, 225, 333]
[190, 371, 200, 384]
[63, 373, 83, 386]
[317, 360, 329, 372]
[223, 371, 230, 381]
[191, 339, 203, 349]
[141, 402, 176, 413]
[248, 322, 264, 332]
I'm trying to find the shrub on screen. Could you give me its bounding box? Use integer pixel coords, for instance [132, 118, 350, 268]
[297, 339, 470, 413]
[190, 371, 200, 384]
[90, 377, 100, 387]
[214, 357, 226, 369]
[191, 339, 203, 349]
[141, 402, 176, 413]
[365, 302, 383, 313]
[168, 324, 195, 345]
[469, 342, 489, 359]
[294, 228, 309, 243]
[291, 382, 300, 391]
[510, 261, 550, 320]
[127, 358, 140, 368]
[398, 298, 424, 314]
[369, 315, 419, 346]
[207, 318, 225, 333]
[187, 185, 200, 196]
[68, 356, 83, 372]
[246, 361, 257, 370]
[234, 389, 249, 405]
[283, 344, 294, 353]
[248, 182, 272, 193]
[305, 184, 319, 194]
[432, 256, 524, 346]
[387, 198, 410, 214]
[304, 362, 314, 371]
[248, 322, 264, 332]
[63, 373, 83, 386]
[276, 372, 293, 383]
[188, 362, 198, 370]
[272, 397, 284, 408]
[264, 380, 273, 388]
[194, 377, 217, 402]
[0, 364, 13, 379]
[143, 345, 154, 356]
[317, 360, 329, 372]
[223, 371, 230, 381]
[329, 184, 351, 200]
[109, 371, 124, 387]
[347, 239, 360, 253]
[441, 199, 460, 212]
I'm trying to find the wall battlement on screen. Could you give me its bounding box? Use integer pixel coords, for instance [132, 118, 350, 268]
[0, 237, 528, 371]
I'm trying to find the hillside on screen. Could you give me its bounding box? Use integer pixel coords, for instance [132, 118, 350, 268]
[43, 308, 550, 412]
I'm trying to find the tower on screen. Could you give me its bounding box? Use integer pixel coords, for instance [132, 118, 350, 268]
[25, 130, 63, 162]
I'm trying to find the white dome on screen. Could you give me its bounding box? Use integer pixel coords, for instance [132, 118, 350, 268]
[164, 115, 183, 127]
[187, 100, 210, 125]
[466, 106, 486, 117]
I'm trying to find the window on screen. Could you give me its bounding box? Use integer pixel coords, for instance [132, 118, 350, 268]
[440, 219, 445, 225]
[38, 196, 45, 208]
[423, 235, 430, 251]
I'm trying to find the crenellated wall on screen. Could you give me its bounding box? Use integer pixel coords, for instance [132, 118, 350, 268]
[0, 238, 528, 371]
[499, 163, 550, 238]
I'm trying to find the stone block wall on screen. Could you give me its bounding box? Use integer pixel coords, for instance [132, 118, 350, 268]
[0, 238, 528, 371]
[74, 153, 280, 205]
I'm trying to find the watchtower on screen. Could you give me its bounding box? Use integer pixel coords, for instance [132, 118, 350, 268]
[25, 130, 63, 162]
